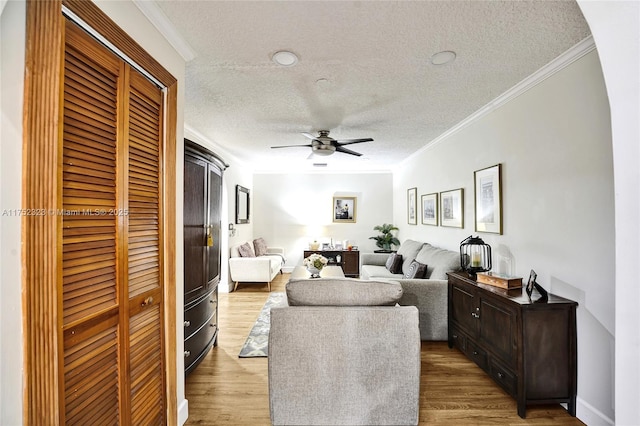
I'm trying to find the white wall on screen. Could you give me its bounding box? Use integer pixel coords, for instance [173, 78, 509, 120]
[253, 172, 393, 269]
[393, 49, 614, 423]
[0, 1, 26, 424]
[578, 2, 640, 425]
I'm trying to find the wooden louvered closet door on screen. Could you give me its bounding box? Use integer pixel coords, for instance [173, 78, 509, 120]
[62, 19, 165, 424]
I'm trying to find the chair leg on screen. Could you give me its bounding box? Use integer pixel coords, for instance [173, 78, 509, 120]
[234, 281, 239, 292]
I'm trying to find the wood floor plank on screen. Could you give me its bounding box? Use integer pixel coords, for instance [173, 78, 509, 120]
[185, 274, 584, 425]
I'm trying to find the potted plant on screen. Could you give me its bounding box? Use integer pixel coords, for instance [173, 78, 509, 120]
[369, 223, 400, 252]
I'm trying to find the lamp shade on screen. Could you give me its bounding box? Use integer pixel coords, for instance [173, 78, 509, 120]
[460, 235, 492, 277]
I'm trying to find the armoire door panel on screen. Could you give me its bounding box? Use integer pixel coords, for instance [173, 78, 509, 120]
[183, 156, 207, 301]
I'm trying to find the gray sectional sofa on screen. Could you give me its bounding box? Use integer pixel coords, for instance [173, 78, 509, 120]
[360, 239, 461, 341]
[269, 278, 420, 425]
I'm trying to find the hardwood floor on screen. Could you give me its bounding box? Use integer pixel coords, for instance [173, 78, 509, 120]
[185, 273, 584, 425]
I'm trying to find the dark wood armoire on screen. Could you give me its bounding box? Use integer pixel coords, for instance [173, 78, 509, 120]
[183, 140, 226, 375]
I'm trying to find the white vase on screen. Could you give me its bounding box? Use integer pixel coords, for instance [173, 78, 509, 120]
[307, 266, 322, 278]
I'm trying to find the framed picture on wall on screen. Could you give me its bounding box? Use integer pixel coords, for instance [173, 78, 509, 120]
[474, 164, 502, 234]
[440, 188, 464, 228]
[407, 187, 417, 225]
[333, 196, 356, 223]
[421, 193, 438, 226]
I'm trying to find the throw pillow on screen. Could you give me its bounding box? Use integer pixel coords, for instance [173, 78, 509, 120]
[238, 242, 255, 257]
[404, 260, 427, 279]
[253, 237, 268, 256]
[385, 253, 403, 274]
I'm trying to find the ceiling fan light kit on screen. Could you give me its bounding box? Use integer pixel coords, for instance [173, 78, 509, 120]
[270, 130, 373, 157]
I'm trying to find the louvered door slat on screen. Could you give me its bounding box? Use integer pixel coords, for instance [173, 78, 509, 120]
[62, 21, 121, 425]
[63, 323, 119, 425]
[130, 305, 164, 425]
[60, 19, 167, 424]
[126, 68, 165, 423]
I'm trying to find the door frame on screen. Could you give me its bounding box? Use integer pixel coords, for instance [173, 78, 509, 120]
[22, 0, 177, 423]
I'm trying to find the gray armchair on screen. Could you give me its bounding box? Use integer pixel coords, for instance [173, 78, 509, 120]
[268, 278, 420, 425]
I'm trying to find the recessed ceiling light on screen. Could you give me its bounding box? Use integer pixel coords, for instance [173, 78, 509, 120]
[430, 50, 456, 66]
[272, 50, 298, 66]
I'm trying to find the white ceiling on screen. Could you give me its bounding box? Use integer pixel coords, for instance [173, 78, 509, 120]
[149, 0, 591, 172]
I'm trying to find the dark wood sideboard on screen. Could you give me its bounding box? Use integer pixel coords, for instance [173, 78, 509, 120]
[303, 250, 360, 277]
[447, 272, 578, 418]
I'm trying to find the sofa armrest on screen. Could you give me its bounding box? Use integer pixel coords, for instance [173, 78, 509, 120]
[360, 252, 390, 267]
[266, 246, 284, 255]
[229, 256, 277, 282]
[398, 279, 448, 341]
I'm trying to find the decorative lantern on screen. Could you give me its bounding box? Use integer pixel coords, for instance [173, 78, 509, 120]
[460, 235, 492, 277]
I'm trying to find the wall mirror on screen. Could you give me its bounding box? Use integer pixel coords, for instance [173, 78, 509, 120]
[236, 185, 250, 224]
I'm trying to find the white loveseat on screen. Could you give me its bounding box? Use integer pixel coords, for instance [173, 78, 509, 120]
[229, 240, 285, 291]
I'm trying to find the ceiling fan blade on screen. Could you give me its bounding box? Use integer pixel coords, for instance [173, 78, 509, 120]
[335, 138, 373, 145]
[271, 144, 313, 149]
[335, 145, 363, 157]
[301, 132, 318, 140]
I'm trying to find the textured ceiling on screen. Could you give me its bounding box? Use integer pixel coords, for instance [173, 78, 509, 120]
[152, 0, 591, 172]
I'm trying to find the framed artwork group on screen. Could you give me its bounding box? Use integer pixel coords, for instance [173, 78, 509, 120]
[406, 163, 502, 235]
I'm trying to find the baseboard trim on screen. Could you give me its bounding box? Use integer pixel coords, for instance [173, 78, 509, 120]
[576, 396, 614, 426]
[178, 398, 189, 426]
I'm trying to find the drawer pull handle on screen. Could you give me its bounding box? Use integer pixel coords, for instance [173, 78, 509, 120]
[497, 372, 504, 379]
[473, 351, 479, 356]
[210, 299, 215, 304]
[141, 296, 153, 306]
[210, 323, 215, 327]
[184, 350, 191, 357]
[452, 334, 458, 339]
[184, 320, 191, 327]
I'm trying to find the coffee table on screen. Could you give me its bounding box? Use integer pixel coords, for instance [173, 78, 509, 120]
[290, 265, 345, 280]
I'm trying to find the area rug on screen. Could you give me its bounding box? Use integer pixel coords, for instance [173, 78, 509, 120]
[238, 292, 287, 358]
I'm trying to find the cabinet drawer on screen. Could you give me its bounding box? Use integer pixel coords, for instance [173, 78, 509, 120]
[465, 343, 488, 371]
[184, 291, 217, 340]
[450, 328, 466, 352]
[184, 312, 217, 369]
[489, 359, 517, 397]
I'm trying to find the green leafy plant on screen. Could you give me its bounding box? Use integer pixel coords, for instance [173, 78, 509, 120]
[369, 223, 400, 251]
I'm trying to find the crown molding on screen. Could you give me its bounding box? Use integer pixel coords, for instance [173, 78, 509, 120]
[132, 0, 197, 62]
[403, 36, 596, 164]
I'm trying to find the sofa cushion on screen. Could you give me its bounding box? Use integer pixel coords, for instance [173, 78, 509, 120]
[396, 239, 424, 276]
[286, 278, 403, 306]
[404, 260, 427, 279]
[361, 265, 402, 280]
[415, 243, 460, 279]
[253, 237, 268, 256]
[385, 253, 403, 274]
[238, 242, 255, 257]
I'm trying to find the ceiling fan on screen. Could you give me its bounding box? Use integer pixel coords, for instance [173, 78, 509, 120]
[271, 130, 373, 157]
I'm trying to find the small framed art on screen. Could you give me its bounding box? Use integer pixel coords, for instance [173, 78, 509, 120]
[474, 164, 502, 234]
[440, 188, 464, 228]
[333, 196, 356, 223]
[421, 193, 438, 226]
[407, 187, 417, 225]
